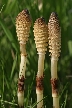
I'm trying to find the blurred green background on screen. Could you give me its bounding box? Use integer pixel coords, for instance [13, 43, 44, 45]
[0, 0, 72, 108]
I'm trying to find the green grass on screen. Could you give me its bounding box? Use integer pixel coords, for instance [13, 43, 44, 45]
[0, 0, 72, 108]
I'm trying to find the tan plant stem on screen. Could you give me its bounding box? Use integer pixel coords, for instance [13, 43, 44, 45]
[51, 57, 59, 108]
[19, 43, 27, 77]
[53, 97, 59, 108]
[51, 57, 57, 79]
[19, 54, 26, 78]
[38, 54, 45, 77]
[36, 53, 45, 108]
[18, 43, 27, 108]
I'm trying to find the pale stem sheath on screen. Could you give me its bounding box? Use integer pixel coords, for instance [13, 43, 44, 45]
[37, 94, 43, 108]
[36, 53, 45, 108]
[19, 43, 27, 78]
[19, 55, 26, 78]
[51, 57, 58, 79]
[18, 43, 27, 107]
[18, 92, 24, 107]
[53, 97, 59, 108]
[38, 53, 45, 77]
[51, 56, 59, 108]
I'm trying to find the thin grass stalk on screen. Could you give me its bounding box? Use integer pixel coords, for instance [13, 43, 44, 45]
[48, 12, 61, 108]
[16, 9, 31, 108]
[33, 17, 48, 108]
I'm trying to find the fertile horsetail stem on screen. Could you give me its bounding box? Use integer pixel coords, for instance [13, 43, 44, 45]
[33, 17, 48, 108]
[48, 12, 61, 108]
[16, 9, 31, 108]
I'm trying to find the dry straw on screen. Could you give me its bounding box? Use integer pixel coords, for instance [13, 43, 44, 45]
[48, 12, 61, 108]
[16, 9, 31, 108]
[33, 17, 48, 108]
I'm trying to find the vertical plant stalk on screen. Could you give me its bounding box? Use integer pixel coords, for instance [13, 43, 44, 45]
[48, 12, 61, 108]
[33, 17, 48, 108]
[16, 9, 31, 108]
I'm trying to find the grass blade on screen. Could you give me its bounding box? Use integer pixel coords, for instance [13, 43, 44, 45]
[64, 90, 68, 108]
[0, 19, 19, 53]
[10, 53, 17, 79]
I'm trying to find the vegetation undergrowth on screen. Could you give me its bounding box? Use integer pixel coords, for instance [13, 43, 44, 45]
[0, 0, 72, 108]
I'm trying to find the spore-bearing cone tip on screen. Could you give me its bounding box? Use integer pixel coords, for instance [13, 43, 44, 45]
[33, 17, 48, 53]
[35, 17, 45, 24]
[23, 9, 29, 15]
[48, 12, 61, 58]
[50, 12, 58, 17]
[16, 9, 31, 43]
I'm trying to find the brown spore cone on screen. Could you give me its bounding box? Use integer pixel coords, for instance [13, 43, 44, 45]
[33, 17, 48, 53]
[48, 12, 61, 58]
[16, 9, 31, 43]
